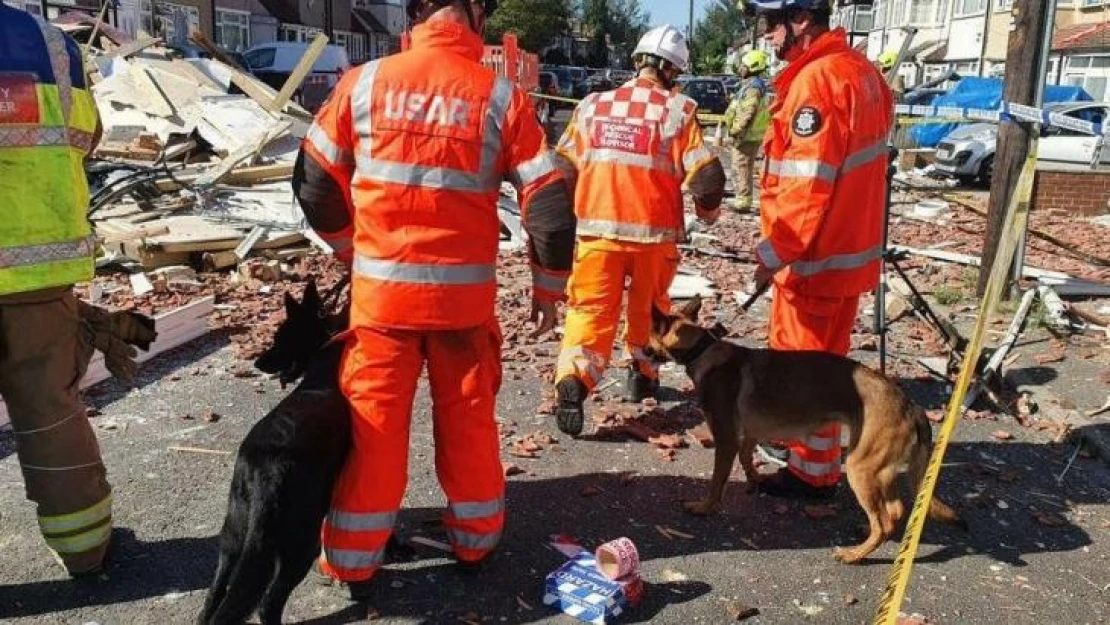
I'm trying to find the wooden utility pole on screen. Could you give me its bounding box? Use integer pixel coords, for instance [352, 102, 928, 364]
[976, 0, 1051, 296]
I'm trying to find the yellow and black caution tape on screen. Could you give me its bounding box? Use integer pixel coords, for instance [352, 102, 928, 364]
[871, 144, 1037, 625]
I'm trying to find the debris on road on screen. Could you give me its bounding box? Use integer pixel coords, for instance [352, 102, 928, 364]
[725, 601, 760, 621]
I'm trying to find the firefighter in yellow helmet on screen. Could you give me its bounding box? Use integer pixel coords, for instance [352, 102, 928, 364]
[876, 49, 906, 101]
[722, 49, 772, 212]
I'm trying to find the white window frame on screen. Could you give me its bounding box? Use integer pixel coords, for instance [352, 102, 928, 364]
[873, 0, 887, 30]
[899, 0, 950, 28]
[953, 0, 987, 18]
[995, 0, 1013, 9]
[1081, 0, 1110, 7]
[215, 8, 250, 52]
[279, 23, 322, 43]
[153, 2, 200, 44]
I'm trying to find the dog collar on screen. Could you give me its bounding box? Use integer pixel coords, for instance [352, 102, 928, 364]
[676, 332, 719, 366]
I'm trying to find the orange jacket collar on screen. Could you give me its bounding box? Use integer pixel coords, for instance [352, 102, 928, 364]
[410, 20, 484, 61]
[773, 28, 850, 93]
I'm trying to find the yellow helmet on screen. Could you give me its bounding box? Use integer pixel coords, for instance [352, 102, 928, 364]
[740, 49, 769, 74]
[877, 50, 899, 71]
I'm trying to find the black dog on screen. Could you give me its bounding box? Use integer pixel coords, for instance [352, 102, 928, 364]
[198, 281, 350, 625]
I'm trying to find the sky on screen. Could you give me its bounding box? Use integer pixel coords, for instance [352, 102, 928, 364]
[641, 0, 714, 34]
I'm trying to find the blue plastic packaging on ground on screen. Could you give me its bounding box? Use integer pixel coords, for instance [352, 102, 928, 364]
[543, 553, 634, 624]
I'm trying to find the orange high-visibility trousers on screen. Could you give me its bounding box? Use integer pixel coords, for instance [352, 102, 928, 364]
[319, 319, 505, 582]
[769, 288, 860, 488]
[557, 239, 679, 392]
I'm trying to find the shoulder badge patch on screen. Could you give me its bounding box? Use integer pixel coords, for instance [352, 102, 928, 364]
[792, 106, 822, 137]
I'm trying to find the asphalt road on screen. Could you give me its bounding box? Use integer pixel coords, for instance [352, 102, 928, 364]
[1, 326, 1108, 625]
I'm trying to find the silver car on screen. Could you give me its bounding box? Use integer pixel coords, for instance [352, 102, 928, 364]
[934, 102, 1110, 186]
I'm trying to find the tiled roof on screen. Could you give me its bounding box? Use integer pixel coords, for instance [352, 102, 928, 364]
[1052, 21, 1110, 52]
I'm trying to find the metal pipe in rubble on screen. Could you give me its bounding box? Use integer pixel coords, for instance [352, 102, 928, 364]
[1010, 0, 1059, 297]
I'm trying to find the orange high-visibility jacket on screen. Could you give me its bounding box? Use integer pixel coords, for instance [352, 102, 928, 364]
[756, 29, 894, 298]
[295, 21, 576, 329]
[555, 77, 726, 243]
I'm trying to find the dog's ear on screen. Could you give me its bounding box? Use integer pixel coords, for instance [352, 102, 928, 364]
[678, 295, 703, 320]
[302, 280, 321, 311]
[284, 291, 300, 317]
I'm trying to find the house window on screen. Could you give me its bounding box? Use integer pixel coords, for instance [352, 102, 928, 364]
[215, 9, 250, 52]
[954, 60, 980, 75]
[279, 23, 322, 42]
[853, 6, 875, 31]
[1064, 55, 1110, 101]
[153, 2, 200, 46]
[954, 0, 986, 17]
[1081, 0, 1109, 6]
[995, 0, 1013, 8]
[140, 0, 154, 36]
[874, 0, 886, 29]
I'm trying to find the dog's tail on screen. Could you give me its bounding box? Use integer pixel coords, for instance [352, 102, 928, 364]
[202, 500, 278, 625]
[908, 406, 968, 531]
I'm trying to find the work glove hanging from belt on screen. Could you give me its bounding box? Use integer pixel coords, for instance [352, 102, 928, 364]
[77, 300, 158, 384]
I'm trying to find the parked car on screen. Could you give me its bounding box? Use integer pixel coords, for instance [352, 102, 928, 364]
[242, 42, 351, 112]
[934, 102, 1110, 186]
[678, 77, 730, 117]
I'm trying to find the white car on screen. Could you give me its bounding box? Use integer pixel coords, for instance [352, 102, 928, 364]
[242, 42, 351, 112]
[933, 102, 1110, 186]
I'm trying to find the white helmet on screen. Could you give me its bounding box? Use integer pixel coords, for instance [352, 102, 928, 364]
[632, 25, 690, 72]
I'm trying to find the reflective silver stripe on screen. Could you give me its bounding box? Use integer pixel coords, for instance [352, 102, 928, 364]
[351, 60, 381, 147]
[353, 75, 511, 193]
[36, 18, 72, 122]
[327, 509, 397, 532]
[450, 529, 501, 551]
[787, 456, 841, 477]
[450, 499, 505, 521]
[841, 139, 888, 174]
[0, 127, 93, 150]
[682, 144, 714, 172]
[0, 235, 94, 269]
[580, 148, 675, 174]
[325, 548, 384, 570]
[766, 158, 837, 183]
[756, 239, 783, 271]
[356, 159, 490, 191]
[306, 123, 351, 167]
[801, 435, 840, 452]
[354, 254, 495, 286]
[532, 267, 567, 294]
[577, 219, 681, 243]
[792, 245, 882, 277]
[38, 495, 112, 535]
[511, 150, 557, 187]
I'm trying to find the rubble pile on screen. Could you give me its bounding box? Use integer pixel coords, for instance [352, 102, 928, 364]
[70, 19, 319, 279]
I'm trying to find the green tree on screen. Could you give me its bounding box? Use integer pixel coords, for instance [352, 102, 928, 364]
[485, 0, 575, 53]
[580, 0, 650, 68]
[691, 0, 750, 74]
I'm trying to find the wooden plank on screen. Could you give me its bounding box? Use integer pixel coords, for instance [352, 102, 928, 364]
[267, 33, 329, 114]
[192, 121, 292, 188]
[152, 162, 294, 192]
[104, 37, 163, 60]
[0, 297, 214, 429]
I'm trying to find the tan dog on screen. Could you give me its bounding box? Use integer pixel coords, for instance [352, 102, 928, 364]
[648, 296, 965, 563]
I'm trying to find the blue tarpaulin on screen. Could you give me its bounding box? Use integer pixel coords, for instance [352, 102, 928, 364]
[909, 77, 1093, 147]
